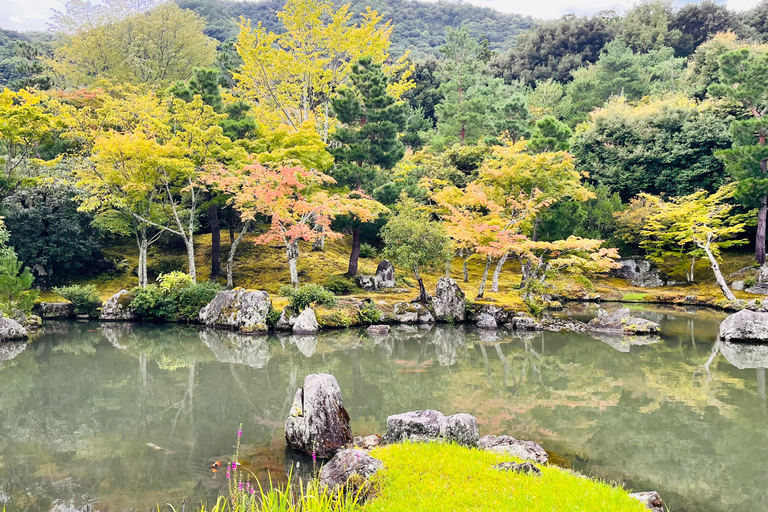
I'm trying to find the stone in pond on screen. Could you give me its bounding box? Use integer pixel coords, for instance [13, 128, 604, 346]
[476, 313, 497, 330]
[718, 309, 768, 343]
[432, 277, 466, 322]
[319, 449, 383, 496]
[367, 325, 390, 336]
[477, 435, 548, 464]
[199, 290, 271, 333]
[292, 308, 319, 334]
[629, 491, 665, 512]
[587, 308, 659, 335]
[285, 373, 352, 457]
[100, 290, 137, 321]
[384, 410, 479, 446]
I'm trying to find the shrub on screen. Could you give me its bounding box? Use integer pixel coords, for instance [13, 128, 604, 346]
[173, 281, 222, 322]
[157, 271, 194, 295]
[573, 275, 596, 292]
[266, 307, 281, 326]
[129, 285, 175, 321]
[359, 243, 377, 258]
[359, 300, 382, 324]
[52, 284, 102, 316]
[745, 277, 757, 288]
[279, 283, 337, 311]
[324, 275, 355, 295]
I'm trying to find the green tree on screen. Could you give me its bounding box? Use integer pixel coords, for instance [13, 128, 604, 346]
[711, 45, 768, 265]
[528, 116, 572, 153]
[617, 0, 680, 53]
[381, 195, 452, 303]
[331, 57, 401, 276]
[0, 220, 37, 315]
[670, 0, 738, 57]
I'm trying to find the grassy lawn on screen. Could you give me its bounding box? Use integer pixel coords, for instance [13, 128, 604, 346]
[365, 443, 647, 512]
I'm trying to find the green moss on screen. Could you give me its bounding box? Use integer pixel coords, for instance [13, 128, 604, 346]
[621, 293, 649, 302]
[366, 443, 646, 512]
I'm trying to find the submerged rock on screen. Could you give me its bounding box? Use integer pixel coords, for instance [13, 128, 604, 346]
[477, 435, 548, 464]
[719, 309, 768, 343]
[33, 302, 74, 319]
[318, 449, 383, 494]
[198, 290, 271, 333]
[384, 410, 479, 446]
[100, 290, 137, 321]
[367, 324, 390, 336]
[432, 277, 466, 322]
[588, 308, 660, 335]
[293, 308, 320, 334]
[630, 491, 665, 512]
[285, 373, 352, 457]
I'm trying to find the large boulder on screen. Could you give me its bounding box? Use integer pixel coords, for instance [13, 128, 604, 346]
[293, 308, 320, 334]
[477, 434, 548, 464]
[393, 302, 434, 324]
[285, 373, 352, 457]
[745, 282, 768, 295]
[0, 315, 27, 342]
[33, 302, 74, 319]
[587, 308, 660, 335]
[357, 274, 379, 292]
[614, 258, 665, 288]
[100, 290, 137, 321]
[318, 449, 384, 493]
[198, 290, 271, 333]
[476, 313, 497, 330]
[376, 260, 395, 288]
[719, 309, 768, 342]
[630, 491, 665, 512]
[432, 277, 466, 323]
[384, 410, 479, 446]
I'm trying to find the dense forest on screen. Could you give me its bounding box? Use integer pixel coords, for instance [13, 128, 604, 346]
[2, 0, 768, 318]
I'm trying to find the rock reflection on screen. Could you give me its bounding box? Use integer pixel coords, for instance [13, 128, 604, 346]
[0, 341, 26, 368]
[199, 328, 271, 368]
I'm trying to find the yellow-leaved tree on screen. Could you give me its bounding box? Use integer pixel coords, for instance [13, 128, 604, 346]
[233, 0, 412, 141]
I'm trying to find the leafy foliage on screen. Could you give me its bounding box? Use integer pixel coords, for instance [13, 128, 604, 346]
[51, 284, 101, 316]
[279, 283, 337, 311]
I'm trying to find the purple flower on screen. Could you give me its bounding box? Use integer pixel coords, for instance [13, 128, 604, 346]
[239, 482, 243, 490]
[232, 462, 237, 470]
[312, 452, 317, 462]
[237, 429, 242, 437]
[226, 470, 231, 479]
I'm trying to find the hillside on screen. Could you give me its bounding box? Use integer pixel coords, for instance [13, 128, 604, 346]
[175, 0, 535, 58]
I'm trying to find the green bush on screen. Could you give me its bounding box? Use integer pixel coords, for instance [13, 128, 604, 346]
[573, 275, 596, 292]
[279, 283, 337, 311]
[266, 307, 281, 326]
[745, 277, 757, 288]
[173, 281, 222, 322]
[324, 275, 355, 295]
[52, 284, 102, 316]
[157, 271, 194, 295]
[359, 300, 382, 324]
[360, 243, 377, 258]
[129, 285, 175, 321]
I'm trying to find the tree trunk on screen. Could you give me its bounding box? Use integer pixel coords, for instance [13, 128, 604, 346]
[491, 252, 508, 292]
[520, 256, 533, 289]
[701, 237, 735, 301]
[347, 228, 361, 277]
[136, 227, 149, 288]
[532, 216, 542, 242]
[226, 220, 250, 289]
[476, 256, 492, 299]
[463, 256, 469, 283]
[209, 204, 221, 278]
[413, 265, 428, 304]
[688, 256, 695, 282]
[287, 240, 299, 287]
[759, 194, 767, 265]
[445, 258, 452, 278]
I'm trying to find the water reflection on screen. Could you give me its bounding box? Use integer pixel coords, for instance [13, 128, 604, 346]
[0, 308, 767, 512]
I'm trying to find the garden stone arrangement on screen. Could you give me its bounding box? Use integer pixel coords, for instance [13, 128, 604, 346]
[283, 372, 666, 511]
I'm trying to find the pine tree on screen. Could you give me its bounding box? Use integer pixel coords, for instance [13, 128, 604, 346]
[331, 56, 403, 277]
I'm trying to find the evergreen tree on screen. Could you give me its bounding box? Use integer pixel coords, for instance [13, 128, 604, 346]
[331, 56, 404, 276]
[529, 116, 572, 153]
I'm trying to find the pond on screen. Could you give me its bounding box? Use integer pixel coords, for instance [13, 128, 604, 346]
[0, 304, 766, 512]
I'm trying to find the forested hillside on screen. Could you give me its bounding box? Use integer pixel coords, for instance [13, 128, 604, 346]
[175, 0, 535, 57]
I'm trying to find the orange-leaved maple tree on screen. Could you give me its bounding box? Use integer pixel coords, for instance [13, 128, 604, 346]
[202, 161, 379, 287]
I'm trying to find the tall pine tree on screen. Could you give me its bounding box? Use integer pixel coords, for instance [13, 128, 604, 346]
[331, 57, 404, 276]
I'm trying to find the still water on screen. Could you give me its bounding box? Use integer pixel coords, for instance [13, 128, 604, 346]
[0, 305, 766, 512]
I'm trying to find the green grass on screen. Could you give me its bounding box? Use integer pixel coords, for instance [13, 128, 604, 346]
[364, 443, 647, 512]
[621, 293, 650, 302]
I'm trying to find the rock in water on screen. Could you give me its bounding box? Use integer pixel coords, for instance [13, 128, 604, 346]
[198, 290, 271, 333]
[393, 303, 434, 324]
[587, 308, 660, 335]
[376, 260, 395, 288]
[33, 302, 74, 319]
[275, 306, 298, 331]
[432, 277, 466, 322]
[384, 410, 479, 446]
[476, 313, 497, 330]
[100, 290, 137, 321]
[477, 435, 548, 464]
[367, 325, 390, 336]
[630, 491, 665, 512]
[319, 449, 384, 492]
[0, 316, 27, 342]
[285, 373, 352, 457]
[293, 308, 319, 334]
[719, 309, 768, 342]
